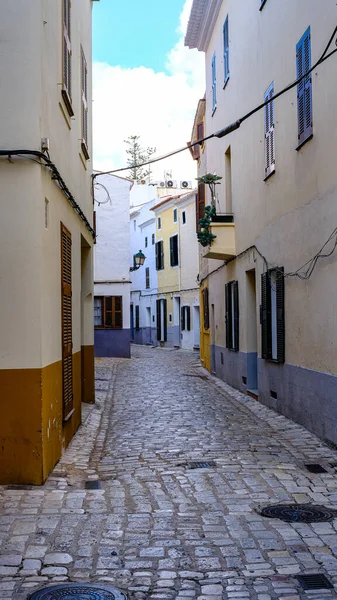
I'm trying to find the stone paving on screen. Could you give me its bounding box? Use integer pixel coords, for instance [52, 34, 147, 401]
[1, 346, 337, 598]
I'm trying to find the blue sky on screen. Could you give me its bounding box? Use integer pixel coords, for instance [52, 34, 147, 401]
[93, 0, 187, 72]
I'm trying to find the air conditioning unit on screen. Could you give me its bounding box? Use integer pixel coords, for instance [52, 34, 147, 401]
[180, 180, 192, 189]
[159, 181, 166, 188]
[166, 179, 177, 188]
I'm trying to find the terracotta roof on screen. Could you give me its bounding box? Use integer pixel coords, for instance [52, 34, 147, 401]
[151, 192, 192, 211]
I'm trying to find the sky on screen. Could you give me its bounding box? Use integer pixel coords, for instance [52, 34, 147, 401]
[92, 0, 205, 183]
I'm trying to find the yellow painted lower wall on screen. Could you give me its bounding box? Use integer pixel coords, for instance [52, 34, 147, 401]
[0, 351, 83, 485]
[199, 286, 211, 372]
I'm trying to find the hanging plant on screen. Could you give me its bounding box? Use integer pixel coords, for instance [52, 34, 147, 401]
[196, 173, 222, 247]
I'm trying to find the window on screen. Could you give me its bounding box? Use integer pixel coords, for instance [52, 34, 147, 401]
[155, 240, 164, 270]
[152, 233, 155, 245]
[196, 183, 205, 231]
[145, 267, 150, 289]
[182, 211, 186, 225]
[261, 268, 285, 362]
[158, 216, 162, 230]
[81, 47, 89, 158]
[202, 288, 209, 330]
[223, 17, 230, 86]
[170, 234, 179, 267]
[44, 199, 49, 229]
[145, 236, 148, 248]
[173, 208, 177, 223]
[225, 281, 239, 351]
[296, 27, 313, 148]
[135, 305, 140, 331]
[156, 298, 167, 341]
[62, 0, 73, 116]
[181, 306, 191, 331]
[211, 53, 217, 114]
[264, 82, 275, 179]
[94, 296, 123, 329]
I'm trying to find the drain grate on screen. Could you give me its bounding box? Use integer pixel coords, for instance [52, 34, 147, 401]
[296, 573, 333, 590]
[28, 583, 127, 599]
[85, 480, 101, 490]
[260, 503, 336, 523]
[305, 463, 328, 474]
[188, 461, 216, 469]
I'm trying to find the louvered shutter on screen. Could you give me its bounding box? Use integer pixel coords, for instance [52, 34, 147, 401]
[170, 236, 174, 267]
[163, 299, 167, 341]
[276, 267, 285, 363]
[223, 17, 229, 84]
[63, 0, 72, 99]
[135, 305, 140, 330]
[211, 53, 216, 112]
[196, 183, 205, 231]
[225, 283, 230, 348]
[186, 306, 191, 331]
[81, 47, 89, 157]
[264, 83, 275, 178]
[261, 272, 271, 359]
[203, 288, 209, 330]
[156, 299, 161, 340]
[61, 224, 73, 420]
[233, 280, 239, 352]
[160, 240, 164, 269]
[181, 307, 185, 331]
[155, 242, 159, 270]
[296, 27, 313, 146]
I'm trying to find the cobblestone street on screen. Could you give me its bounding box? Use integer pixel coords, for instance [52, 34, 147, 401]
[2, 346, 337, 599]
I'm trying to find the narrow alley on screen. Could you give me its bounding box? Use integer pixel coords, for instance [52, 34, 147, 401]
[2, 347, 337, 599]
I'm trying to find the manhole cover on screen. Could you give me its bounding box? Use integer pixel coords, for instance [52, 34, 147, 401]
[296, 573, 333, 590]
[260, 503, 336, 523]
[28, 583, 127, 599]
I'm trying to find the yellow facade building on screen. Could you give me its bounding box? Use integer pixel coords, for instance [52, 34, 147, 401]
[0, 0, 97, 484]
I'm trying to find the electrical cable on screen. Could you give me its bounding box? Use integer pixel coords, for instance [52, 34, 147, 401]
[0, 150, 95, 239]
[92, 25, 337, 181]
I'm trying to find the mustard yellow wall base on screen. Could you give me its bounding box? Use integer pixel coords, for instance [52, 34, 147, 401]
[0, 352, 82, 485]
[199, 286, 211, 372]
[81, 345, 95, 404]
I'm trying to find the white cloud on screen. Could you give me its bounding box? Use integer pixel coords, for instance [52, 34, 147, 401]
[92, 0, 205, 183]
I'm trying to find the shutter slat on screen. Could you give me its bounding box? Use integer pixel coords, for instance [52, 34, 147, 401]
[297, 28, 312, 145]
[163, 299, 167, 342]
[276, 267, 285, 363]
[233, 280, 239, 352]
[261, 272, 271, 359]
[225, 283, 230, 349]
[61, 224, 73, 420]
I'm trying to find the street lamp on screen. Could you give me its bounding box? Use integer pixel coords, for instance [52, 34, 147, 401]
[130, 249, 146, 272]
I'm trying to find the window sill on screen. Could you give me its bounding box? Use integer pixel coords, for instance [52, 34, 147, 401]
[264, 167, 275, 182]
[259, 0, 268, 10]
[223, 75, 230, 90]
[296, 133, 313, 151]
[61, 88, 74, 117]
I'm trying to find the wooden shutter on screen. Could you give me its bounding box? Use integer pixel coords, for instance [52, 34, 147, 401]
[163, 299, 167, 341]
[296, 27, 313, 146]
[186, 306, 191, 331]
[155, 242, 160, 270]
[223, 17, 229, 84]
[114, 296, 123, 329]
[81, 47, 89, 158]
[156, 300, 161, 341]
[135, 305, 140, 330]
[62, 0, 73, 114]
[264, 83, 275, 178]
[61, 224, 73, 421]
[145, 267, 150, 289]
[211, 53, 216, 112]
[196, 183, 205, 231]
[261, 271, 271, 359]
[160, 240, 164, 269]
[225, 283, 231, 349]
[203, 288, 209, 330]
[276, 268, 285, 363]
[233, 280, 239, 352]
[181, 307, 186, 331]
[170, 236, 174, 267]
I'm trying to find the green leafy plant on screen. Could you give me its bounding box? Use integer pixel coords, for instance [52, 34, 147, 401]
[196, 174, 222, 247]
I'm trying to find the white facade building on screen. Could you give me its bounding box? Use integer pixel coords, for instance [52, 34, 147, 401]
[94, 174, 133, 357]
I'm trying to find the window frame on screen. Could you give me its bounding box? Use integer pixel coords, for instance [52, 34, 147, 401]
[225, 280, 239, 352]
[94, 296, 123, 330]
[223, 16, 230, 87]
[261, 268, 285, 363]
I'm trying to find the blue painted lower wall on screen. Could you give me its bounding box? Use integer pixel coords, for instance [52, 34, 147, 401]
[212, 344, 337, 445]
[132, 327, 157, 346]
[95, 328, 130, 358]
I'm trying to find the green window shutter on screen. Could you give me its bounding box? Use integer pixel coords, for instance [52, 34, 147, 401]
[186, 306, 191, 331]
[225, 282, 231, 349]
[156, 299, 161, 340]
[203, 288, 209, 330]
[296, 27, 313, 146]
[233, 280, 239, 352]
[163, 299, 167, 341]
[211, 53, 217, 113]
[276, 267, 285, 363]
[223, 17, 229, 84]
[261, 272, 271, 359]
[155, 242, 159, 270]
[181, 307, 185, 331]
[170, 236, 174, 267]
[160, 241, 164, 269]
[135, 305, 140, 330]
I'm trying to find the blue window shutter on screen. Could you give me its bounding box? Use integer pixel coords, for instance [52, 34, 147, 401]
[264, 82, 275, 178]
[296, 27, 313, 147]
[223, 17, 229, 85]
[212, 53, 217, 113]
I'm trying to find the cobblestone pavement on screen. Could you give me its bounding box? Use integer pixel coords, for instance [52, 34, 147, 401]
[2, 346, 337, 599]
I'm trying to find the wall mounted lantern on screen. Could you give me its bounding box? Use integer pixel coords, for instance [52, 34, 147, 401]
[130, 249, 146, 272]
